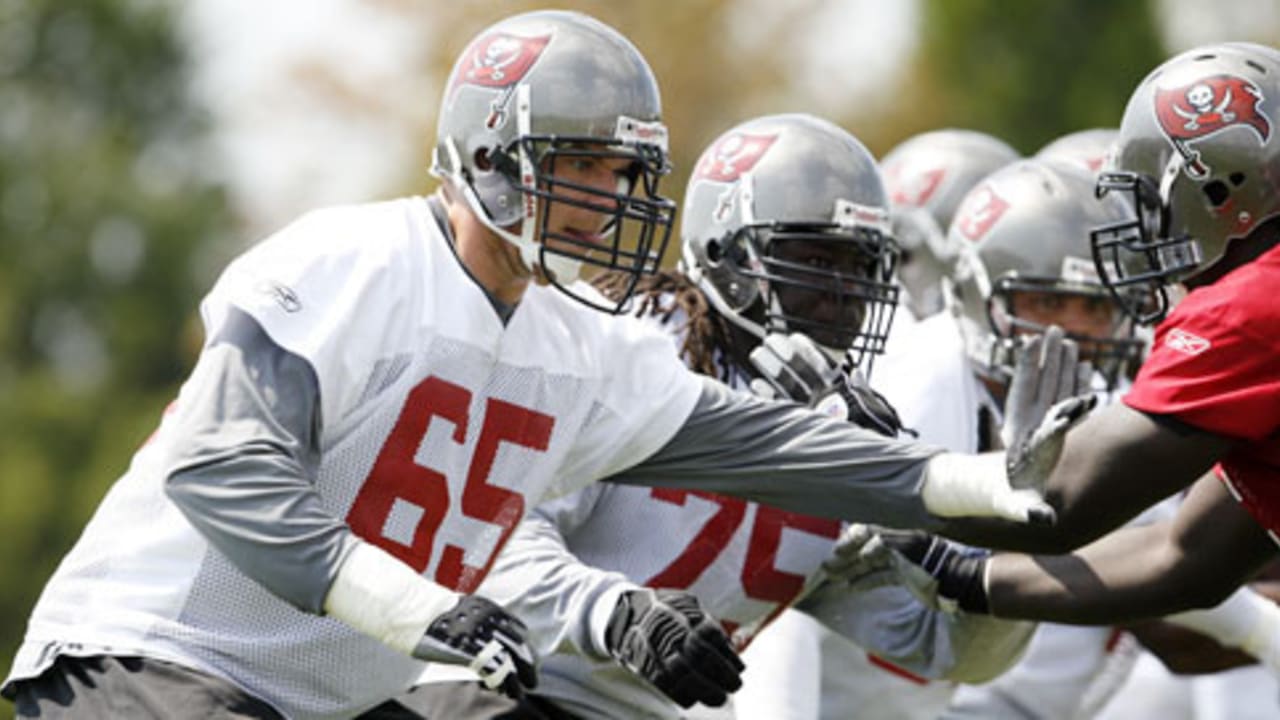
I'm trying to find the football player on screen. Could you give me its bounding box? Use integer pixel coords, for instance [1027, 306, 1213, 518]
[834, 41, 1280, 699]
[1, 11, 1061, 720]
[740, 157, 1140, 720]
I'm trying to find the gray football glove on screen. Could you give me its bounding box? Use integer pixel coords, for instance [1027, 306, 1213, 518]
[748, 332, 906, 437]
[412, 595, 538, 700]
[1002, 326, 1097, 492]
[605, 588, 745, 708]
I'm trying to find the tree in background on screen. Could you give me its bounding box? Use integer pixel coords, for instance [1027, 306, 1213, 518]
[884, 0, 1166, 153]
[0, 0, 232, 673]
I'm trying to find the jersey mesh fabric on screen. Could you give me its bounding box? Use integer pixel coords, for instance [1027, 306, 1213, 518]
[478, 305, 957, 719]
[473, 308, 837, 718]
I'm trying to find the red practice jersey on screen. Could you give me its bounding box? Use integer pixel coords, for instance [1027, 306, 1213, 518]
[1124, 243, 1280, 538]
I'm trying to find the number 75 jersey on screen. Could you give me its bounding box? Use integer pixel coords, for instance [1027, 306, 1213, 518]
[467, 313, 843, 718]
[9, 198, 701, 720]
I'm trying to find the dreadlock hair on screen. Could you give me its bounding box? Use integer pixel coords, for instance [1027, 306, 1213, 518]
[593, 269, 738, 382]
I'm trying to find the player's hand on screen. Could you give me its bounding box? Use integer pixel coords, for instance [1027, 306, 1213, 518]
[824, 524, 991, 613]
[412, 595, 538, 700]
[1002, 326, 1097, 492]
[605, 588, 744, 708]
[749, 332, 906, 437]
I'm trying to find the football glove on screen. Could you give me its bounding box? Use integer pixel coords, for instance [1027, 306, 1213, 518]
[748, 332, 907, 437]
[824, 524, 991, 614]
[412, 595, 538, 700]
[1003, 326, 1097, 493]
[605, 588, 744, 708]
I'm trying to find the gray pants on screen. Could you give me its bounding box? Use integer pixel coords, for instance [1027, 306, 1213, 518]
[8, 655, 284, 719]
[6, 655, 569, 719]
[394, 682, 581, 720]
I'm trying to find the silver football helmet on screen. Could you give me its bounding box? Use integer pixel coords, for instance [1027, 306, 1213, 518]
[1092, 42, 1280, 324]
[950, 159, 1144, 387]
[1034, 128, 1118, 175]
[879, 129, 1020, 319]
[431, 10, 676, 313]
[680, 114, 899, 371]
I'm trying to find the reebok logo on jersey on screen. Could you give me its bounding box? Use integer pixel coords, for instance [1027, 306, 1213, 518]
[1165, 327, 1210, 355]
[256, 280, 302, 313]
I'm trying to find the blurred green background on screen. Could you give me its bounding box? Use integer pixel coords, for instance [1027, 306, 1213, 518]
[1, 0, 1275, 682]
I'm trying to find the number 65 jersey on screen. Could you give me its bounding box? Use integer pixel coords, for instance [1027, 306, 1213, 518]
[5, 197, 704, 720]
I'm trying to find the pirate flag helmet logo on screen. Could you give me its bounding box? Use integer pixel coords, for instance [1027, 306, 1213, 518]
[449, 32, 550, 93]
[693, 132, 779, 184]
[445, 31, 551, 129]
[1153, 73, 1271, 178]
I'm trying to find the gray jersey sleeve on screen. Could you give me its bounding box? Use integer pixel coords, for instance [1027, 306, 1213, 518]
[162, 307, 353, 614]
[477, 485, 638, 659]
[609, 377, 945, 530]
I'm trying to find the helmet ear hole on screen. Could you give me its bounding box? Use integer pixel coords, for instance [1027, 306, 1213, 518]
[481, 147, 522, 179]
[1203, 180, 1230, 207]
[704, 238, 723, 264]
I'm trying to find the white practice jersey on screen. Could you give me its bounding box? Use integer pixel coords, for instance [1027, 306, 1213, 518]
[5, 198, 702, 720]
[464, 306, 1016, 720]
[737, 312, 995, 720]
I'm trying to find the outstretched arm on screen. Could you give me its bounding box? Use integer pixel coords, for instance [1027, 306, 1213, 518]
[937, 403, 1232, 553]
[986, 472, 1277, 623]
[613, 377, 1052, 528]
[828, 476, 1280, 672]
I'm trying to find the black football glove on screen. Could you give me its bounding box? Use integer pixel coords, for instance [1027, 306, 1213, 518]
[605, 588, 745, 708]
[412, 595, 538, 700]
[874, 529, 991, 614]
[748, 332, 908, 438]
[810, 373, 908, 438]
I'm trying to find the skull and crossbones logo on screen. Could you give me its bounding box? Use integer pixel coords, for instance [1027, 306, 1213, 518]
[470, 37, 523, 82]
[1174, 82, 1236, 131]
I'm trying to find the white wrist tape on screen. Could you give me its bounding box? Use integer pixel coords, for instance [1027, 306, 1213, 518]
[921, 452, 1007, 517]
[1240, 597, 1280, 670]
[323, 540, 461, 656]
[1168, 586, 1280, 666]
